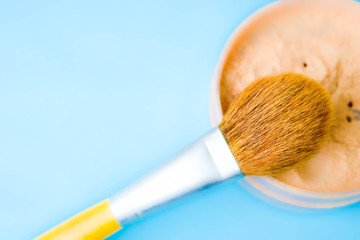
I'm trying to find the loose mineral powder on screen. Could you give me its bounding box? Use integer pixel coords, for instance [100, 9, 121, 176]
[219, 0, 360, 193]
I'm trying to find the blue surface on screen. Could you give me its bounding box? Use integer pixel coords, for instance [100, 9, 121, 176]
[1, 0, 360, 239]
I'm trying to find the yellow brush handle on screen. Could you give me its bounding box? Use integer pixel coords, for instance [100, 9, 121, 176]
[36, 199, 121, 240]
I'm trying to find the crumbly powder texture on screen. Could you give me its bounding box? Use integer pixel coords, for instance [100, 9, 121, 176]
[220, 4, 360, 192]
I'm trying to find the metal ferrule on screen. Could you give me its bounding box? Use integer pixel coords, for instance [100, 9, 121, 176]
[109, 127, 242, 226]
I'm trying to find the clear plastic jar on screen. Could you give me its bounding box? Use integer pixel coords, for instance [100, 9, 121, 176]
[209, 0, 360, 210]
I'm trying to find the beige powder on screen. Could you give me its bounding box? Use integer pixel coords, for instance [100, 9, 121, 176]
[220, 0, 360, 192]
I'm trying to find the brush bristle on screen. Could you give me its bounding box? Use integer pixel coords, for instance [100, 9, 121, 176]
[219, 73, 334, 176]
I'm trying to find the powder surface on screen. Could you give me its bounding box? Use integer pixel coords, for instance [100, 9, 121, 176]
[220, 1, 360, 192]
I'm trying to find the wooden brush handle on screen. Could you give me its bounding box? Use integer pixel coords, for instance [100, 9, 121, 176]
[36, 200, 121, 240]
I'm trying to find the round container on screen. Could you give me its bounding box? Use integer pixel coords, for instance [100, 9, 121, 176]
[210, 0, 360, 210]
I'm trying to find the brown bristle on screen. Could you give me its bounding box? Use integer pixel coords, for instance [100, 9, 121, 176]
[219, 73, 334, 176]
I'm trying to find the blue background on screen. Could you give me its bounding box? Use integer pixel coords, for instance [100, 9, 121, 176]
[1, 0, 360, 239]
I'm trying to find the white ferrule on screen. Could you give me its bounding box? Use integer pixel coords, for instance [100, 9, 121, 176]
[109, 127, 242, 226]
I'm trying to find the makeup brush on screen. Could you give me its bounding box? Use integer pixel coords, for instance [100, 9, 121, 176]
[37, 73, 333, 240]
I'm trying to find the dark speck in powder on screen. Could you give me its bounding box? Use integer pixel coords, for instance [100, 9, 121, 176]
[346, 116, 352, 123]
[303, 62, 307, 68]
[348, 101, 353, 108]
